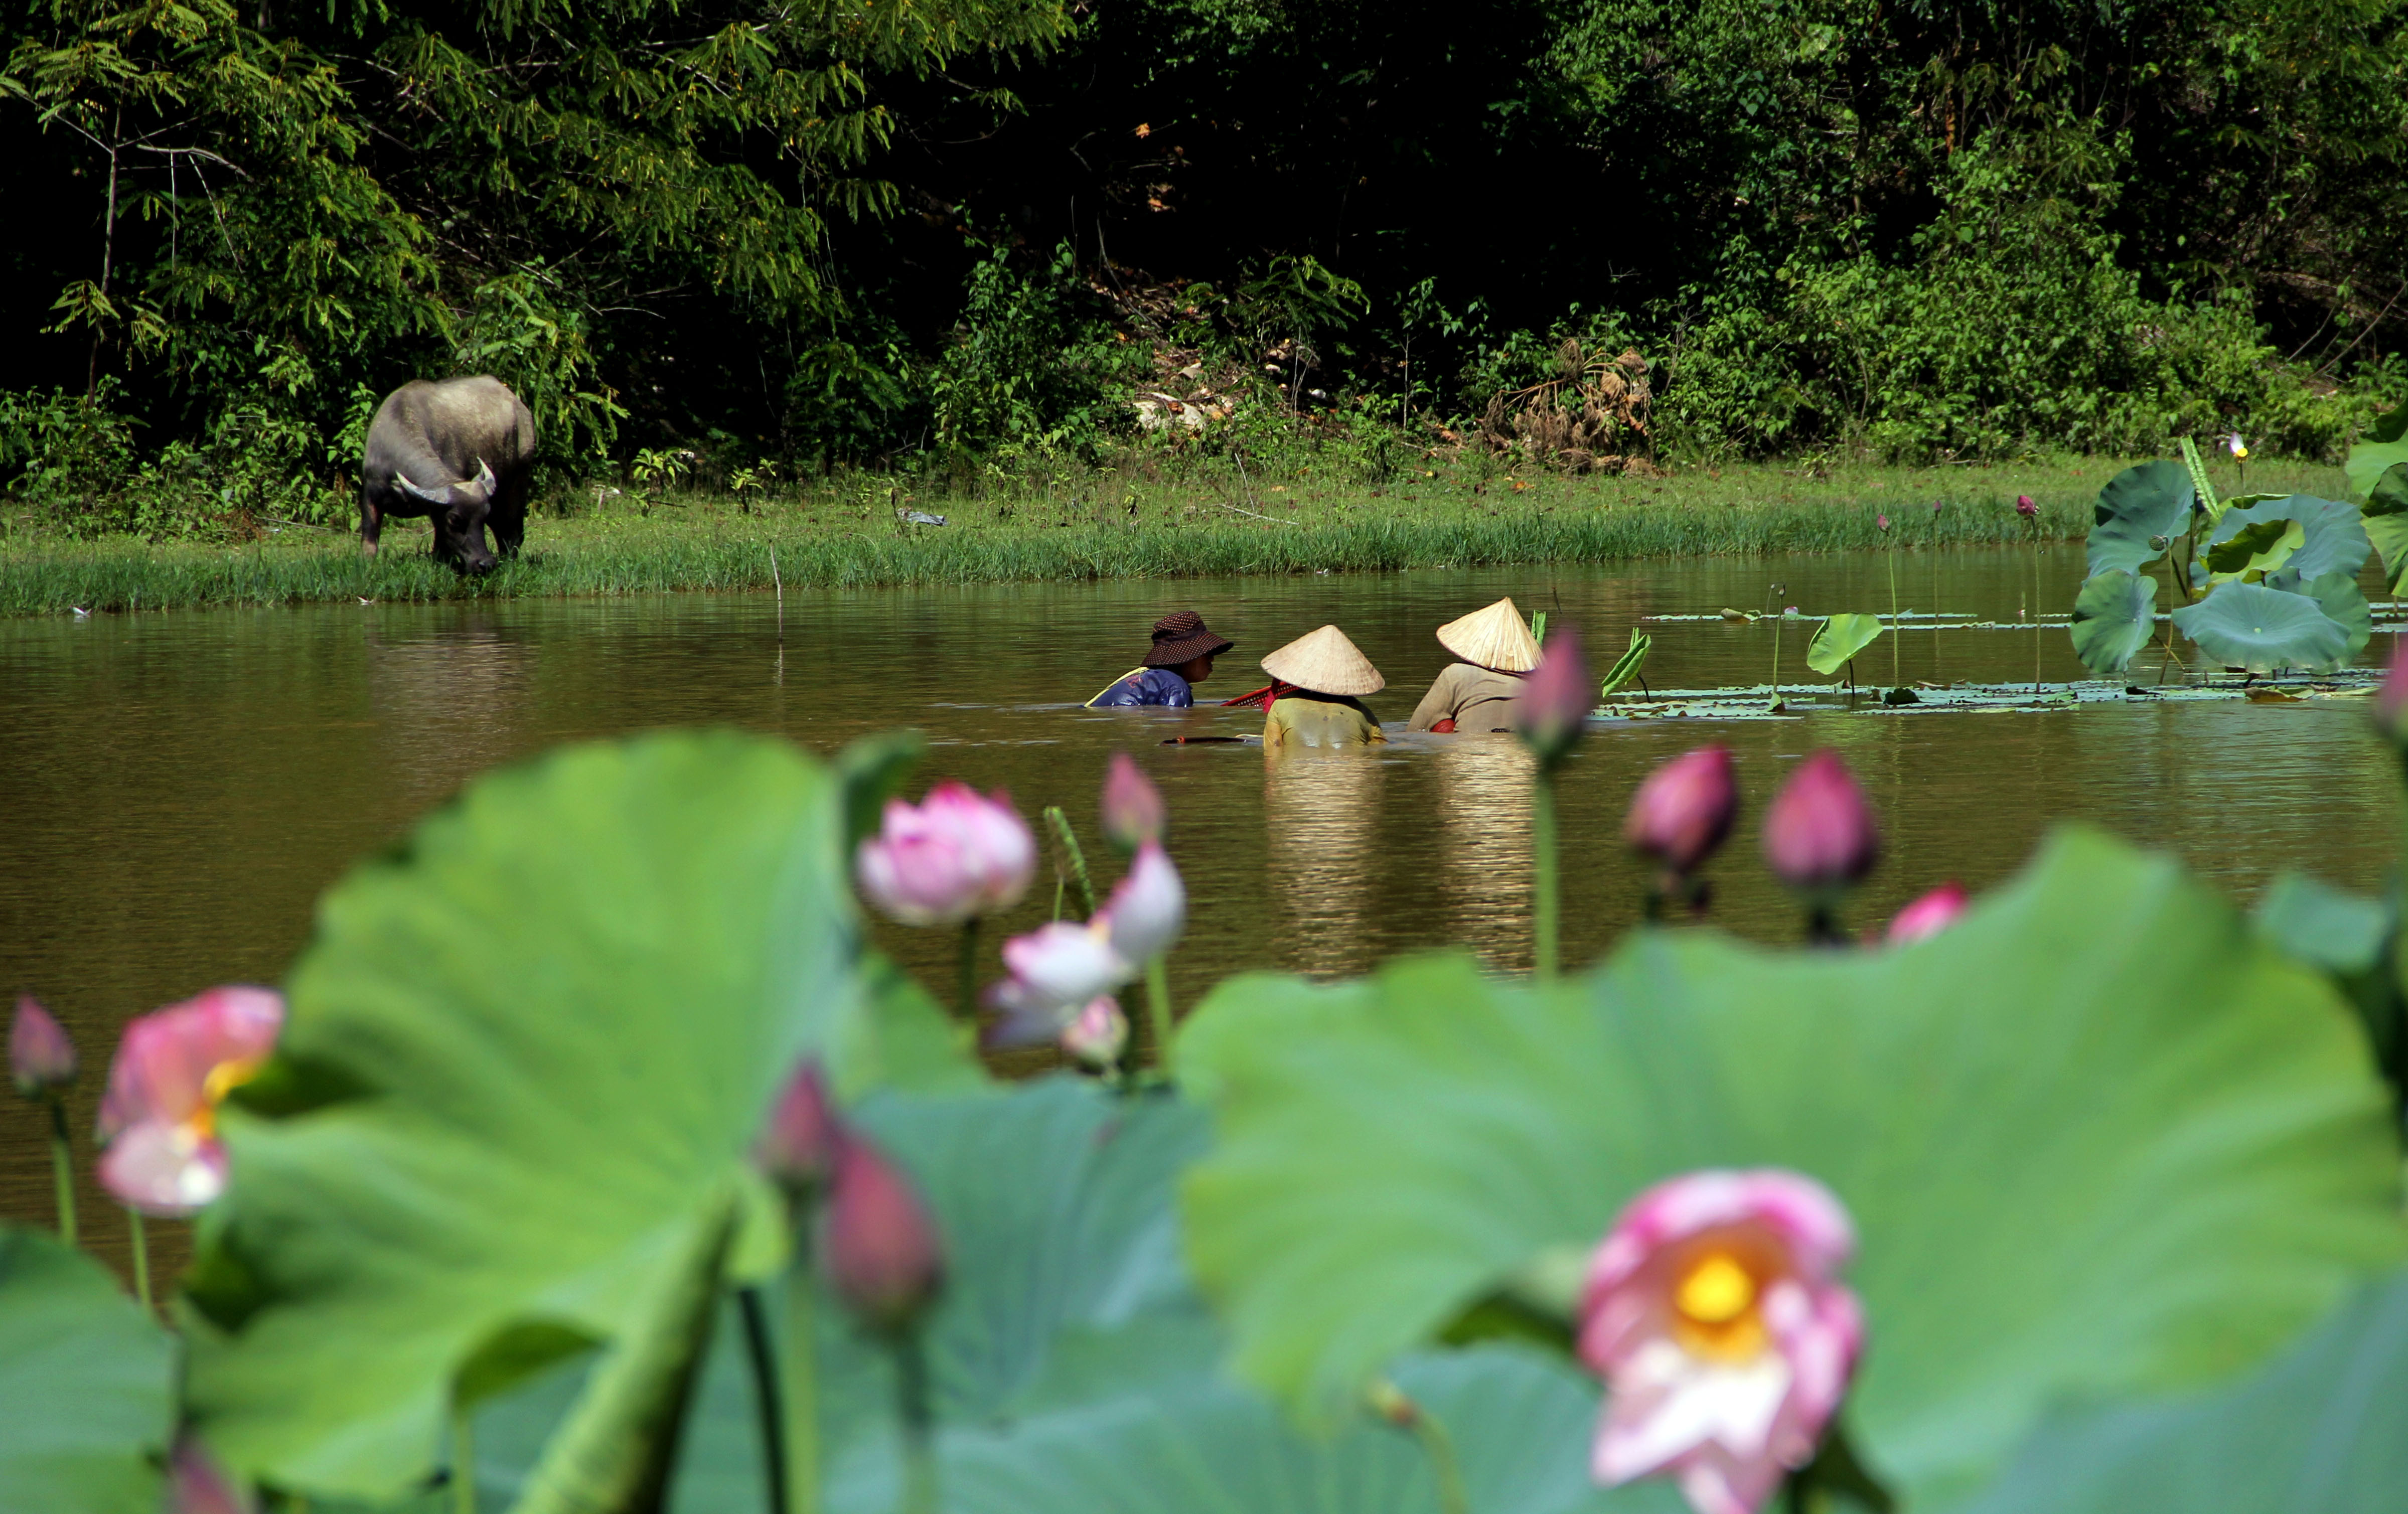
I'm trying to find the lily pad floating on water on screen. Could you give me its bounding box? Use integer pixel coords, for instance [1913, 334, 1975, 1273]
[2171, 581, 2356, 674]
[1805, 613, 1885, 676]
[2068, 570, 2159, 677]
[2087, 461, 2195, 576]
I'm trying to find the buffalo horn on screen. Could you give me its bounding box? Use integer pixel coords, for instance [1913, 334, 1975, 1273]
[395, 473, 448, 504]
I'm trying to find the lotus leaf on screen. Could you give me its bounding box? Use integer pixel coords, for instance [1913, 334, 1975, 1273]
[0, 1226, 174, 1514]
[182, 731, 975, 1500]
[1957, 1270, 2408, 1514]
[2342, 400, 2408, 501]
[1178, 828, 2405, 1507]
[2203, 517, 2302, 580]
[2086, 461, 2194, 576]
[2067, 570, 2158, 676]
[1805, 613, 1884, 676]
[2202, 495, 2369, 586]
[2171, 581, 2355, 673]
[1599, 630, 1651, 698]
[2296, 570, 2375, 659]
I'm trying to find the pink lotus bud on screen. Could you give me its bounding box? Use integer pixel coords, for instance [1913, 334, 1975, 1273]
[2376, 640, 2408, 741]
[1581, 1169, 1864, 1514]
[984, 920, 1137, 1046]
[822, 1133, 943, 1329]
[1100, 752, 1167, 851]
[756, 1061, 840, 1193]
[1059, 996, 1129, 1072]
[1515, 626, 1593, 764]
[11, 995, 77, 1098]
[168, 1435, 256, 1514]
[1885, 882, 1968, 945]
[854, 782, 1036, 926]
[1875, 513, 1889, 531]
[2015, 494, 2038, 518]
[1762, 751, 1880, 892]
[1624, 747, 1739, 876]
[96, 987, 283, 1216]
[1101, 844, 1185, 965]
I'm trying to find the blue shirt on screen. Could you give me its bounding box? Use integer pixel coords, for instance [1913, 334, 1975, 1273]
[1091, 668, 1194, 708]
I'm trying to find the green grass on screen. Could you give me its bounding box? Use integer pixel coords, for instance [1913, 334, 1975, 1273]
[0, 455, 2342, 617]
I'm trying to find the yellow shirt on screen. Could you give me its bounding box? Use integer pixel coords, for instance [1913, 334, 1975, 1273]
[1264, 693, 1387, 749]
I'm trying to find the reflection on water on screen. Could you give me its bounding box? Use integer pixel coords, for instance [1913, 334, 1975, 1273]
[2, 546, 2398, 1265]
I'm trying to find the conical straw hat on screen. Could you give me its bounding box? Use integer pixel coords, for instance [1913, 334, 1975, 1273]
[1262, 625, 1386, 696]
[1435, 597, 1541, 673]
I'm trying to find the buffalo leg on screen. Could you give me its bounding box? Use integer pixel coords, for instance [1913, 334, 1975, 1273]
[360, 485, 383, 556]
[491, 475, 528, 556]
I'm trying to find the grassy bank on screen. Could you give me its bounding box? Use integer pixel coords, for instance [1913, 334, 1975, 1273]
[0, 456, 2339, 617]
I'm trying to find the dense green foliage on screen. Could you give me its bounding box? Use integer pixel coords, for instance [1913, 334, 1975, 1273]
[7, 0, 2408, 537]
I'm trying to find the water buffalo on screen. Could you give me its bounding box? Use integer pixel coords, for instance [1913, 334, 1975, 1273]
[360, 376, 538, 572]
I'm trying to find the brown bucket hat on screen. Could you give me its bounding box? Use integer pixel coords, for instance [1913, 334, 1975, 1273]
[1142, 611, 1235, 668]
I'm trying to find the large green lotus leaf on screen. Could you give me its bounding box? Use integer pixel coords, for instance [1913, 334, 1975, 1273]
[1178, 827, 2404, 1507]
[2295, 569, 2375, 658]
[181, 730, 965, 1500]
[2342, 401, 2408, 500]
[1805, 613, 1884, 676]
[1954, 1269, 2408, 1514]
[2363, 504, 2408, 594]
[2203, 494, 2370, 585]
[2086, 460, 2193, 576]
[2067, 570, 2158, 676]
[0, 1226, 175, 1513]
[2171, 580, 2355, 673]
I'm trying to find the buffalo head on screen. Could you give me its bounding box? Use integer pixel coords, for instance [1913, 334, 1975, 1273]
[397, 459, 501, 572]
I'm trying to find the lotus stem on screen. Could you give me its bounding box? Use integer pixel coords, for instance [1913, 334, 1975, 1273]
[1041, 806, 1097, 916]
[48, 1100, 77, 1247]
[895, 1329, 938, 1514]
[2031, 530, 2044, 696]
[452, 1402, 478, 1514]
[1770, 616, 1783, 710]
[127, 1208, 150, 1314]
[954, 919, 980, 1025]
[1143, 957, 1176, 1077]
[737, 1288, 789, 1514]
[781, 1260, 821, 1514]
[1533, 770, 1561, 982]
[1886, 545, 1900, 687]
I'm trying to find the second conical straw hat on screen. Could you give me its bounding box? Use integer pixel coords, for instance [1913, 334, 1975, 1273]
[1261, 624, 1386, 696]
[1435, 597, 1541, 673]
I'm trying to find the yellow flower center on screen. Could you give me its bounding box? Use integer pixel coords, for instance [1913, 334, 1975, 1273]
[187, 1056, 265, 1141]
[1671, 1249, 1769, 1360]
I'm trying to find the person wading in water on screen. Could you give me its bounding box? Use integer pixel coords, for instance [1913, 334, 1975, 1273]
[1408, 597, 1541, 733]
[1259, 625, 1389, 749]
[1088, 611, 1235, 707]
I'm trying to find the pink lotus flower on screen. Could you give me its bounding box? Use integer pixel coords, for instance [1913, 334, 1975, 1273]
[1625, 747, 1739, 875]
[855, 782, 1036, 926]
[96, 987, 283, 1216]
[168, 1435, 255, 1514]
[1761, 751, 1880, 892]
[1101, 843, 1185, 965]
[1581, 1169, 1865, 1514]
[1875, 513, 1889, 532]
[1515, 626, 1593, 765]
[985, 920, 1137, 1045]
[2376, 640, 2408, 739]
[1060, 996, 1129, 1071]
[756, 1061, 840, 1194]
[1101, 752, 1167, 852]
[11, 995, 77, 1098]
[2014, 494, 2038, 519]
[823, 1133, 943, 1329]
[1885, 882, 1968, 945]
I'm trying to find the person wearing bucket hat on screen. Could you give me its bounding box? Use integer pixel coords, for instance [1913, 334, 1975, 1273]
[1261, 625, 1389, 749]
[1088, 611, 1236, 708]
[1408, 597, 1540, 733]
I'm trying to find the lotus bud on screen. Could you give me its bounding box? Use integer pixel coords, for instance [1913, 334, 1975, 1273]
[2015, 494, 2038, 519]
[756, 1061, 840, 1195]
[984, 919, 1137, 1046]
[854, 782, 1036, 926]
[1624, 746, 1739, 878]
[1885, 881, 1967, 945]
[822, 1133, 943, 1330]
[2376, 640, 2408, 746]
[1581, 1169, 1864, 1514]
[168, 1436, 256, 1514]
[1100, 752, 1167, 852]
[11, 995, 77, 1099]
[1762, 750, 1880, 894]
[97, 986, 283, 1216]
[1059, 996, 1129, 1072]
[1102, 843, 1185, 966]
[1515, 626, 1593, 767]
[1875, 513, 1889, 532]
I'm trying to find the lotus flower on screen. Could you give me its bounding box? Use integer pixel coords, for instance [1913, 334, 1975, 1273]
[2014, 494, 2038, 519]
[985, 920, 1136, 1044]
[2376, 640, 2408, 742]
[823, 1133, 943, 1329]
[1060, 996, 1129, 1071]
[1101, 752, 1167, 851]
[1625, 747, 1739, 876]
[2224, 432, 2249, 461]
[1580, 1169, 1865, 1514]
[1885, 882, 1967, 945]
[1102, 843, 1185, 965]
[11, 995, 77, 1098]
[1516, 626, 1593, 766]
[1762, 751, 1880, 893]
[1875, 513, 1889, 532]
[168, 1435, 255, 1514]
[757, 1061, 840, 1194]
[855, 782, 1036, 926]
[96, 987, 283, 1216]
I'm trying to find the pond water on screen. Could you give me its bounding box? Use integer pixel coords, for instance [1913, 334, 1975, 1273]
[3, 544, 2397, 1268]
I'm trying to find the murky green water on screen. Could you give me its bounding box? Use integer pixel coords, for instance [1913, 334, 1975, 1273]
[4, 545, 2397, 1264]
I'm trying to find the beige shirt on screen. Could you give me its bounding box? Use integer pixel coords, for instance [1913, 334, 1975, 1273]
[1264, 693, 1387, 749]
[1408, 662, 1525, 732]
